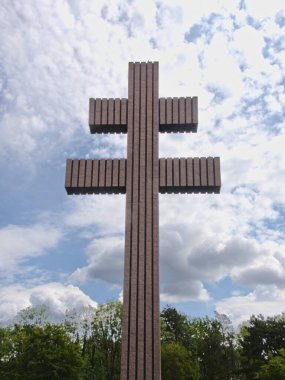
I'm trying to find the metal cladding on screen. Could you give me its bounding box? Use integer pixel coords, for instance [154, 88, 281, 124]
[159, 157, 221, 193]
[89, 98, 128, 133]
[159, 96, 198, 132]
[65, 61, 222, 380]
[121, 62, 160, 380]
[65, 157, 221, 195]
[65, 158, 126, 194]
[89, 97, 198, 134]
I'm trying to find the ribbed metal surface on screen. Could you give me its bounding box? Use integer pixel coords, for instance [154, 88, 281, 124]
[121, 62, 160, 380]
[159, 96, 198, 132]
[89, 96, 198, 134]
[65, 157, 221, 195]
[65, 158, 126, 194]
[89, 98, 128, 133]
[159, 157, 221, 193]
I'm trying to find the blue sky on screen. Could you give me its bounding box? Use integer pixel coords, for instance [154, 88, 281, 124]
[1, 0, 285, 327]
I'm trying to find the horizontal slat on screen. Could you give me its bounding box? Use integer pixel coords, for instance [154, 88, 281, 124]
[65, 157, 221, 195]
[65, 159, 127, 194]
[89, 96, 197, 133]
[89, 98, 128, 134]
[159, 96, 198, 133]
[159, 157, 221, 194]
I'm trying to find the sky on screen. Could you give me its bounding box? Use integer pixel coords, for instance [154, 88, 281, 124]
[1, 0, 285, 328]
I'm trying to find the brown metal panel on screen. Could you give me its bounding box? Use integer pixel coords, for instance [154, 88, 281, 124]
[119, 159, 126, 187]
[78, 159, 86, 190]
[145, 61, 154, 380]
[107, 99, 114, 125]
[114, 98, 120, 125]
[105, 159, 112, 187]
[95, 99, 101, 125]
[186, 158, 193, 186]
[173, 97, 179, 124]
[159, 158, 166, 187]
[193, 157, 200, 187]
[112, 159, 119, 187]
[65, 159, 72, 192]
[159, 98, 166, 124]
[166, 97, 172, 125]
[92, 159, 99, 188]
[173, 158, 180, 187]
[152, 60, 161, 380]
[180, 158, 186, 187]
[120, 64, 133, 380]
[186, 97, 192, 124]
[85, 159, 92, 189]
[207, 157, 214, 187]
[192, 96, 198, 126]
[200, 157, 207, 187]
[89, 98, 95, 127]
[101, 98, 108, 125]
[166, 158, 173, 187]
[137, 61, 146, 380]
[99, 159, 106, 187]
[121, 98, 127, 125]
[128, 61, 140, 380]
[71, 159, 79, 189]
[214, 157, 221, 188]
[179, 97, 185, 124]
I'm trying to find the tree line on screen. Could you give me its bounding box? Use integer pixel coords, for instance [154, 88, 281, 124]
[0, 301, 285, 379]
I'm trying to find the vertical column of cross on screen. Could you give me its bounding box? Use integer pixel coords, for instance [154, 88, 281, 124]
[120, 62, 160, 380]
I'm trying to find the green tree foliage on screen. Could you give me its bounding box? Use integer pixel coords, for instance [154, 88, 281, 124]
[161, 305, 190, 346]
[161, 342, 200, 380]
[239, 314, 285, 379]
[2, 302, 285, 380]
[79, 301, 122, 380]
[0, 323, 83, 380]
[256, 348, 285, 380]
[161, 306, 238, 380]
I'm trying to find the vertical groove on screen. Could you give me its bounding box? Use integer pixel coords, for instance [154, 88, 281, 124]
[144, 63, 148, 378]
[137, 62, 146, 380]
[145, 62, 153, 380]
[151, 63, 154, 379]
[135, 62, 141, 380]
[128, 63, 136, 380]
[153, 61, 160, 380]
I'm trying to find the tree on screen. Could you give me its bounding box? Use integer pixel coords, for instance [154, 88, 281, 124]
[81, 300, 122, 380]
[161, 342, 200, 380]
[256, 348, 285, 380]
[0, 323, 83, 380]
[161, 306, 191, 348]
[239, 314, 285, 379]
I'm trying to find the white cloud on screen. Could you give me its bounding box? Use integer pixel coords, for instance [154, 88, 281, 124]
[245, 0, 285, 20]
[216, 285, 285, 327]
[70, 236, 124, 285]
[0, 224, 62, 275]
[1, 0, 285, 322]
[64, 195, 125, 234]
[0, 282, 97, 324]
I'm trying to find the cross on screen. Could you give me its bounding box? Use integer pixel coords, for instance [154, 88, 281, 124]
[65, 62, 221, 380]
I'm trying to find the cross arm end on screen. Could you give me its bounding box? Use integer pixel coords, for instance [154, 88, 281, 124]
[159, 97, 198, 133]
[89, 98, 128, 134]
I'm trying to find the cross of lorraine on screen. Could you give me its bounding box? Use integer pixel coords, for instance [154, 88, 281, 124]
[65, 61, 221, 380]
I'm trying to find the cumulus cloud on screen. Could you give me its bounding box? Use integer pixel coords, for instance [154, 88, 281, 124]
[216, 285, 285, 327]
[70, 236, 124, 285]
[1, 0, 285, 321]
[0, 224, 62, 275]
[64, 195, 125, 234]
[0, 282, 97, 324]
